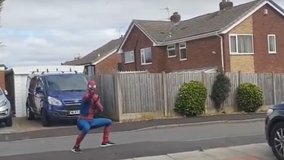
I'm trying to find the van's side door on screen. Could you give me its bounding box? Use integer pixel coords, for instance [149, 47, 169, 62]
[34, 77, 45, 114]
[28, 77, 38, 113]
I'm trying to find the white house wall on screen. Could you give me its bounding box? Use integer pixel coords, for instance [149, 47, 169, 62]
[14, 74, 28, 117]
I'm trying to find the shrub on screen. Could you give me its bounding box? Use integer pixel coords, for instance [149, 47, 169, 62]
[237, 83, 264, 112]
[210, 73, 231, 112]
[174, 80, 207, 117]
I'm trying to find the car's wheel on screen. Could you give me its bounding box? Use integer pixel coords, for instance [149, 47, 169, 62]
[270, 122, 284, 160]
[26, 100, 35, 120]
[5, 116, 12, 127]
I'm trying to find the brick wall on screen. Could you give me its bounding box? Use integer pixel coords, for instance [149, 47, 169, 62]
[95, 52, 121, 74]
[228, 16, 255, 73]
[122, 25, 222, 73]
[252, 4, 284, 73]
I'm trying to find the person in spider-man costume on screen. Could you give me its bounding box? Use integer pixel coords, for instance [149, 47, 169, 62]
[71, 80, 115, 153]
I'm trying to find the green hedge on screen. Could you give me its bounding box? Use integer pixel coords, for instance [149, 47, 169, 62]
[237, 83, 264, 112]
[174, 81, 207, 117]
[210, 73, 231, 111]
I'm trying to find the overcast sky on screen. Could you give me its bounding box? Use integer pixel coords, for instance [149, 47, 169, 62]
[0, 0, 283, 67]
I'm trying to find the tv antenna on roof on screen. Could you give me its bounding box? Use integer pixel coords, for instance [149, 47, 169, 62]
[160, 7, 170, 19]
[116, 27, 124, 38]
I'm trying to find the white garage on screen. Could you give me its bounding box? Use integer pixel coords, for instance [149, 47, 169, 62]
[5, 65, 85, 117]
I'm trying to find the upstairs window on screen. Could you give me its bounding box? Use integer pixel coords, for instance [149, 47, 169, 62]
[167, 44, 176, 57]
[230, 34, 253, 54]
[268, 34, 276, 54]
[124, 51, 134, 63]
[179, 43, 187, 60]
[140, 47, 152, 65]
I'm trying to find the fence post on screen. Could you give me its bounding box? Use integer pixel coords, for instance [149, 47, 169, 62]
[114, 73, 123, 122]
[237, 71, 242, 85]
[272, 72, 276, 104]
[201, 71, 206, 83]
[162, 71, 168, 117]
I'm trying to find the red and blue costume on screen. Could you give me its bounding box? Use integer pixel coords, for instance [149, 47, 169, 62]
[72, 80, 114, 153]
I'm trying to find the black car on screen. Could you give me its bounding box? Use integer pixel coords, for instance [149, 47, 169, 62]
[265, 103, 284, 160]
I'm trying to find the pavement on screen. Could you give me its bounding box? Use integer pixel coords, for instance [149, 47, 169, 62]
[0, 113, 266, 142]
[122, 143, 276, 160]
[0, 121, 270, 160]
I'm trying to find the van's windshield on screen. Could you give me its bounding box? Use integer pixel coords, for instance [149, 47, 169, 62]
[46, 74, 88, 92]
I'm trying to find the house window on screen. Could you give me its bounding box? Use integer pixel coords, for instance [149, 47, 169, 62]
[167, 44, 176, 57]
[140, 47, 152, 65]
[230, 34, 253, 54]
[268, 34, 276, 54]
[179, 43, 187, 60]
[124, 51, 134, 63]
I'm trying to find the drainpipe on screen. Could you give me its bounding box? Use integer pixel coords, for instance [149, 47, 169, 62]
[216, 32, 225, 72]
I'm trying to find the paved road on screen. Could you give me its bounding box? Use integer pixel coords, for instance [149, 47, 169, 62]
[0, 113, 265, 142]
[0, 121, 267, 160]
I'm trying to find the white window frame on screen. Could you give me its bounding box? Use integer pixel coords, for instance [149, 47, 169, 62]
[179, 42, 187, 61]
[124, 50, 135, 63]
[267, 34, 277, 54]
[229, 34, 254, 55]
[140, 47, 152, 65]
[167, 44, 176, 58]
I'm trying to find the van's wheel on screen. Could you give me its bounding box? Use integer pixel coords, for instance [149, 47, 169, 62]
[41, 109, 51, 127]
[5, 116, 12, 127]
[270, 122, 284, 160]
[26, 100, 35, 120]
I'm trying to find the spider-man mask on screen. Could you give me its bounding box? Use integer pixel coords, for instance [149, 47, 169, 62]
[87, 80, 97, 94]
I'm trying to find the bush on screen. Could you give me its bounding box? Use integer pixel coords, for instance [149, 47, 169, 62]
[210, 73, 231, 112]
[237, 83, 264, 112]
[174, 80, 207, 117]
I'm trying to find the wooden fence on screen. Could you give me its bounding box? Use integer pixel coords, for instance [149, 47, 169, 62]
[89, 72, 280, 121]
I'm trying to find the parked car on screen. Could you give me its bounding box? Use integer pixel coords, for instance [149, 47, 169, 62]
[26, 71, 88, 126]
[265, 103, 284, 160]
[0, 87, 12, 127]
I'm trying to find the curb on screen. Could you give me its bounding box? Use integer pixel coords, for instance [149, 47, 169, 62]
[134, 118, 265, 131]
[121, 143, 268, 160]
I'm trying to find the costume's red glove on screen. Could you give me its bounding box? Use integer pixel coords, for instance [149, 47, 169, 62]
[91, 94, 103, 112]
[82, 92, 93, 101]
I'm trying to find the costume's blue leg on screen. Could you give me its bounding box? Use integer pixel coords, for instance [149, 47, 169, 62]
[90, 118, 112, 143]
[74, 119, 91, 147]
[90, 118, 112, 129]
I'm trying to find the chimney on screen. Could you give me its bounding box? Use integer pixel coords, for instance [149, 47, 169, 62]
[219, 0, 233, 11]
[170, 12, 181, 23]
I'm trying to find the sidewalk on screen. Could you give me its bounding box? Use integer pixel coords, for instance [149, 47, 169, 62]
[123, 143, 276, 160]
[0, 113, 265, 142]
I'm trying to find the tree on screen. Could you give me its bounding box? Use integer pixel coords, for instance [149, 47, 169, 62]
[210, 73, 231, 112]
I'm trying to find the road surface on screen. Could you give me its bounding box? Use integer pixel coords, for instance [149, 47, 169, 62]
[0, 121, 268, 160]
[0, 113, 266, 142]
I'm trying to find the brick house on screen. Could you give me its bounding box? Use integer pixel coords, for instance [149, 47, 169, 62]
[0, 64, 7, 90]
[118, 0, 284, 73]
[64, 37, 123, 75]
